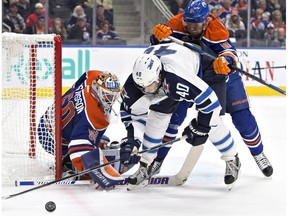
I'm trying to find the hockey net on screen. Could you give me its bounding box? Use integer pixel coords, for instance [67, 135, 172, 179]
[2, 33, 62, 184]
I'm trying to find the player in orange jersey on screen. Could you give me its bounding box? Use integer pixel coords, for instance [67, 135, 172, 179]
[151, 0, 273, 183]
[38, 70, 124, 189]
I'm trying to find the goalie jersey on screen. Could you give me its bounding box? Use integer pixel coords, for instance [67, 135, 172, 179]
[38, 70, 113, 172]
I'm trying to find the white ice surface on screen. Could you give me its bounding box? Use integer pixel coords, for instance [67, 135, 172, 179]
[1, 96, 287, 216]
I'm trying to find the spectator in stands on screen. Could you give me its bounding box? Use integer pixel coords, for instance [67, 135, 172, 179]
[66, 0, 89, 12]
[67, 5, 90, 32]
[234, 0, 248, 11]
[264, 22, 276, 46]
[270, 9, 286, 30]
[250, 8, 267, 31]
[24, 15, 50, 34]
[26, 3, 53, 31]
[225, 10, 246, 33]
[95, 0, 113, 13]
[217, 0, 238, 24]
[256, 0, 274, 17]
[273, 0, 286, 21]
[96, 20, 119, 40]
[206, 0, 221, 10]
[35, 0, 57, 17]
[17, 0, 31, 20]
[270, 27, 286, 47]
[51, 17, 67, 40]
[170, 0, 188, 15]
[3, 2, 26, 33]
[67, 16, 92, 44]
[262, 11, 271, 26]
[210, 7, 219, 19]
[83, 0, 114, 21]
[96, 4, 113, 29]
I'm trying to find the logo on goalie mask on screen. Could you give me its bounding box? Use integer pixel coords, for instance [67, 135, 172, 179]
[91, 72, 120, 114]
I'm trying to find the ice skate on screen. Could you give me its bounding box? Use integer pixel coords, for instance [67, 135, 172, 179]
[253, 152, 273, 177]
[148, 159, 164, 177]
[127, 162, 150, 191]
[221, 154, 241, 190]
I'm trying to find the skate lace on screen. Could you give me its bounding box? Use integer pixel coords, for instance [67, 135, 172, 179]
[225, 160, 240, 176]
[254, 154, 270, 170]
[150, 161, 162, 176]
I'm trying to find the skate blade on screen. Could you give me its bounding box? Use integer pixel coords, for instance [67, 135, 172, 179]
[127, 180, 148, 191]
[227, 182, 235, 191]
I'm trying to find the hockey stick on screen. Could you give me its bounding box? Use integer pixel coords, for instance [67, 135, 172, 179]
[14, 145, 204, 187]
[168, 36, 286, 95]
[3, 136, 186, 200]
[250, 66, 286, 70]
[241, 59, 286, 71]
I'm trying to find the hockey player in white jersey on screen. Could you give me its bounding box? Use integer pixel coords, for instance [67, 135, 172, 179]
[119, 42, 240, 190]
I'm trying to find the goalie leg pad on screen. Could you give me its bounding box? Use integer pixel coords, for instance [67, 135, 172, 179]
[81, 149, 124, 189]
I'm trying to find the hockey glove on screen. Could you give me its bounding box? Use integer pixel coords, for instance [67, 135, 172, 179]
[120, 138, 141, 165]
[153, 24, 172, 41]
[213, 56, 231, 75]
[182, 119, 210, 146]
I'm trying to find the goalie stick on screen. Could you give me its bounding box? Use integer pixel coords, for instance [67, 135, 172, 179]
[168, 36, 286, 95]
[14, 145, 204, 187]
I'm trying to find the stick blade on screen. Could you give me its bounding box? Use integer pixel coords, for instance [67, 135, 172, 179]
[174, 145, 204, 186]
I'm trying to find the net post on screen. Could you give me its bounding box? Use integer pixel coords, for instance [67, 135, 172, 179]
[54, 35, 63, 179]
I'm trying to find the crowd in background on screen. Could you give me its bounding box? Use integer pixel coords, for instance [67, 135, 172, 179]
[2, 0, 286, 47]
[168, 0, 286, 47]
[2, 0, 119, 44]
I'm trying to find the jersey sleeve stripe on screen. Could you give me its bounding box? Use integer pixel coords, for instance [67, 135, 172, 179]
[194, 87, 213, 104]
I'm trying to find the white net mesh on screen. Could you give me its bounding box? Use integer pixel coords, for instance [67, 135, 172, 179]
[2, 33, 60, 184]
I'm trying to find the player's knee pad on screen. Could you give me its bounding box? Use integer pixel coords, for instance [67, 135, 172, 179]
[231, 109, 257, 135]
[81, 148, 124, 189]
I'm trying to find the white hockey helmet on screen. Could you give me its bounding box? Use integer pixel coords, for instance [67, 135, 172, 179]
[91, 71, 120, 114]
[132, 53, 162, 88]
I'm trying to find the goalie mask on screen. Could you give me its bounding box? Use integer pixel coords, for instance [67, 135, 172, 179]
[132, 53, 162, 92]
[91, 72, 120, 114]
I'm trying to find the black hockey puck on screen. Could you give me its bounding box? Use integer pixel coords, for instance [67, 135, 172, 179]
[45, 201, 56, 212]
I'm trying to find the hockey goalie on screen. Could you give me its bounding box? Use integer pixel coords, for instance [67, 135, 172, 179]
[37, 70, 128, 189]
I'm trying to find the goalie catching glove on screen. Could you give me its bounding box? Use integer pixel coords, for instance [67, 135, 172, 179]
[213, 56, 231, 75]
[153, 24, 173, 41]
[120, 138, 141, 165]
[182, 119, 210, 146]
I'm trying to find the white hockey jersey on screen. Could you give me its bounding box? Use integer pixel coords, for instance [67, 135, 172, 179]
[121, 43, 221, 164]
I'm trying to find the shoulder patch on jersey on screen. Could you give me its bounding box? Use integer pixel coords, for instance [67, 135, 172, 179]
[203, 14, 229, 42]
